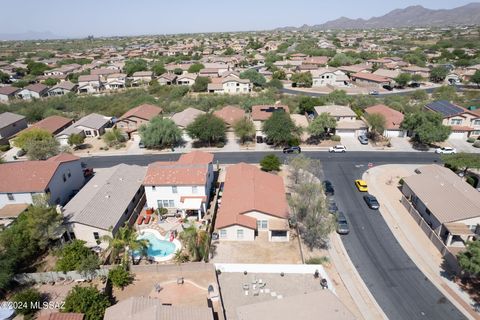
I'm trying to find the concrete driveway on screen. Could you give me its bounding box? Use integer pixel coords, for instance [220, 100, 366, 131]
[340, 136, 375, 151]
[446, 138, 480, 153]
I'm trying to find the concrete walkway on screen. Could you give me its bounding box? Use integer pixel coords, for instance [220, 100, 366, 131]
[364, 164, 479, 320]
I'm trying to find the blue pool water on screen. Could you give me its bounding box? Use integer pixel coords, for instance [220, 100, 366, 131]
[137, 232, 176, 258]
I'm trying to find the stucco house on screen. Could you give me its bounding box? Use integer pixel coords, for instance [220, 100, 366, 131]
[56, 113, 112, 146]
[16, 83, 49, 100]
[144, 151, 214, 220]
[364, 104, 406, 137]
[47, 81, 78, 96]
[350, 72, 390, 88]
[401, 165, 480, 248]
[62, 164, 146, 247]
[0, 153, 84, 209]
[424, 100, 480, 139]
[104, 73, 127, 90]
[78, 75, 102, 93]
[207, 76, 251, 94]
[157, 73, 177, 86]
[116, 104, 163, 139]
[177, 73, 198, 86]
[313, 105, 367, 138]
[131, 71, 153, 86]
[0, 86, 20, 102]
[251, 104, 289, 138]
[0, 112, 27, 145]
[215, 163, 290, 242]
[311, 68, 349, 87]
[213, 105, 246, 128]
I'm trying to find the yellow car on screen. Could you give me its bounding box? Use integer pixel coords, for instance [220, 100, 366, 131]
[355, 179, 368, 192]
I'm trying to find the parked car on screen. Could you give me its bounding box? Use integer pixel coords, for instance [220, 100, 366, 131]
[355, 179, 368, 192]
[408, 82, 421, 88]
[329, 145, 347, 153]
[363, 194, 380, 210]
[358, 135, 368, 145]
[283, 146, 301, 154]
[328, 201, 339, 214]
[16, 149, 26, 157]
[336, 212, 349, 235]
[382, 84, 393, 91]
[83, 168, 94, 178]
[435, 147, 456, 154]
[138, 141, 145, 148]
[323, 180, 334, 196]
[369, 90, 379, 95]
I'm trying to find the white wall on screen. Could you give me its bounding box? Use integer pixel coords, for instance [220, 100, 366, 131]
[0, 192, 35, 209]
[47, 161, 85, 206]
[218, 225, 255, 241]
[69, 223, 112, 247]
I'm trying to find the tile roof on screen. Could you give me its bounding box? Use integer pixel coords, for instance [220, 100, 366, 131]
[119, 104, 163, 121]
[37, 313, 84, 320]
[365, 104, 404, 130]
[215, 163, 289, 230]
[352, 72, 390, 83]
[24, 83, 48, 93]
[213, 106, 246, 126]
[403, 164, 480, 224]
[132, 71, 153, 77]
[170, 107, 205, 127]
[30, 116, 74, 134]
[50, 81, 77, 91]
[314, 105, 356, 118]
[0, 153, 80, 193]
[0, 86, 19, 96]
[104, 297, 213, 320]
[251, 105, 289, 121]
[0, 204, 29, 218]
[0, 112, 25, 128]
[57, 113, 111, 137]
[78, 75, 100, 82]
[63, 164, 146, 230]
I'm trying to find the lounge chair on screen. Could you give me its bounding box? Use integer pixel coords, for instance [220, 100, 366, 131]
[144, 215, 151, 224]
[137, 215, 144, 225]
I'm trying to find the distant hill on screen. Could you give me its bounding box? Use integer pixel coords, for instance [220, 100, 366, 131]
[0, 31, 63, 41]
[277, 3, 480, 31]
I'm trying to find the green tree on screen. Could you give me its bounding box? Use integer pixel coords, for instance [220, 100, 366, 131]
[25, 136, 60, 160]
[415, 121, 451, 145]
[224, 47, 235, 55]
[430, 66, 449, 83]
[101, 223, 147, 265]
[102, 128, 126, 147]
[56, 240, 99, 273]
[108, 265, 134, 289]
[307, 112, 337, 138]
[27, 61, 50, 76]
[124, 59, 148, 76]
[0, 71, 10, 83]
[151, 62, 166, 76]
[433, 86, 459, 101]
[298, 96, 322, 114]
[139, 116, 182, 149]
[441, 153, 480, 176]
[411, 73, 423, 83]
[186, 113, 226, 146]
[12, 288, 42, 318]
[178, 224, 210, 262]
[265, 79, 283, 90]
[272, 70, 286, 80]
[260, 154, 281, 172]
[263, 111, 301, 146]
[63, 286, 111, 320]
[173, 68, 184, 75]
[470, 70, 480, 87]
[394, 73, 411, 87]
[291, 72, 312, 88]
[233, 117, 255, 144]
[192, 76, 210, 92]
[409, 90, 428, 101]
[14, 128, 52, 150]
[401, 111, 451, 145]
[68, 133, 85, 148]
[365, 113, 387, 138]
[240, 69, 266, 87]
[44, 78, 60, 86]
[188, 63, 204, 73]
[457, 240, 480, 276]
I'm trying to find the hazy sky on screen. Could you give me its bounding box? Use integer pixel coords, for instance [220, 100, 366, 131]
[3, 0, 477, 37]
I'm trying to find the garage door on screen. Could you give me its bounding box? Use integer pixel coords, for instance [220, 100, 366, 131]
[131, 132, 141, 142]
[182, 132, 192, 142]
[336, 130, 355, 137]
[449, 131, 467, 139]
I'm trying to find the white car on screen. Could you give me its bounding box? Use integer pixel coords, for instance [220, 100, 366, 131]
[435, 147, 456, 154]
[329, 145, 347, 153]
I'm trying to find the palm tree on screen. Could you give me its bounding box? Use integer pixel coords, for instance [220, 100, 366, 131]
[102, 223, 148, 266]
[179, 225, 210, 262]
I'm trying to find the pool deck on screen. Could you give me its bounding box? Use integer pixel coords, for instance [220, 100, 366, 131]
[136, 228, 182, 262]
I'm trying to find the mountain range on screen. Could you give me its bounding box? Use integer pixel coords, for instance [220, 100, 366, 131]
[275, 3, 480, 31]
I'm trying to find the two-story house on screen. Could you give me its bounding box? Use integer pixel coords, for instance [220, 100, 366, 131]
[116, 104, 163, 139]
[251, 104, 290, 138]
[215, 163, 290, 242]
[424, 100, 480, 139]
[207, 76, 251, 94]
[78, 75, 102, 93]
[131, 71, 153, 86]
[144, 151, 214, 220]
[0, 112, 27, 145]
[0, 153, 84, 208]
[313, 105, 367, 138]
[311, 68, 349, 87]
[104, 73, 127, 90]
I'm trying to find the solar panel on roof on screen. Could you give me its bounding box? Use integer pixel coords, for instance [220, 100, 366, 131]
[426, 100, 464, 117]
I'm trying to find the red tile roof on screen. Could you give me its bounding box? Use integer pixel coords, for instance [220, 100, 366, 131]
[143, 151, 213, 186]
[119, 104, 163, 121]
[352, 72, 390, 83]
[215, 163, 289, 230]
[30, 116, 74, 134]
[213, 105, 246, 126]
[251, 105, 290, 121]
[365, 104, 404, 130]
[0, 153, 80, 193]
[37, 313, 84, 320]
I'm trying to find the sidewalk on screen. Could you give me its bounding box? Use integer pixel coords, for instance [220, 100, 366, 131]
[364, 164, 479, 320]
[328, 233, 387, 320]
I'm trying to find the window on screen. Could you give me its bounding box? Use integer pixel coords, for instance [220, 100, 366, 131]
[93, 232, 100, 240]
[124, 209, 128, 215]
[450, 119, 462, 125]
[168, 200, 175, 207]
[425, 208, 432, 216]
[152, 186, 156, 191]
[63, 173, 66, 182]
[220, 229, 227, 238]
[257, 220, 268, 230]
[192, 186, 198, 194]
[157, 200, 163, 208]
[237, 229, 244, 239]
[7, 193, 14, 201]
[85, 130, 91, 136]
[163, 200, 169, 207]
[474, 120, 480, 126]
[172, 186, 177, 193]
[67, 170, 71, 178]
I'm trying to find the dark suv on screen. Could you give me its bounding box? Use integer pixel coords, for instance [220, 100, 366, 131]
[363, 194, 380, 210]
[283, 146, 301, 154]
[323, 180, 334, 196]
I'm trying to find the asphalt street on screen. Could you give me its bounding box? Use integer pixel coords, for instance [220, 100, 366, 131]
[83, 151, 465, 319]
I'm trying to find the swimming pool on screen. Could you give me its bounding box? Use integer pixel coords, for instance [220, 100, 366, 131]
[136, 229, 181, 262]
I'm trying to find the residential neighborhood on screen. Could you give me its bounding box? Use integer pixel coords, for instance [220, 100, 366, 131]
[1, 1, 480, 320]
